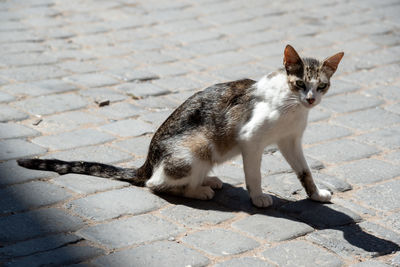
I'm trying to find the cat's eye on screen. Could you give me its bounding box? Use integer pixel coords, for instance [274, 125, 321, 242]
[318, 83, 327, 90]
[296, 80, 306, 89]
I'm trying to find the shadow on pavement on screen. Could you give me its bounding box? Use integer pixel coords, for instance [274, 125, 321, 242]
[158, 183, 400, 257]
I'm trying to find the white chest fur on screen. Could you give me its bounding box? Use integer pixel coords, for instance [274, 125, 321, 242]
[239, 73, 309, 146]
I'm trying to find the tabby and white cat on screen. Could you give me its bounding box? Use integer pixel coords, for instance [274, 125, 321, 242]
[18, 45, 344, 208]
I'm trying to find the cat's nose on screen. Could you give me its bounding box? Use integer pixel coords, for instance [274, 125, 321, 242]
[306, 98, 315, 104]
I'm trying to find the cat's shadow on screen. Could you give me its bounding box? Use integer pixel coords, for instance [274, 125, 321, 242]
[157, 183, 400, 257]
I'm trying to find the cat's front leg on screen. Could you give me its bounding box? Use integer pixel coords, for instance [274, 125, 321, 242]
[241, 146, 273, 208]
[277, 137, 332, 202]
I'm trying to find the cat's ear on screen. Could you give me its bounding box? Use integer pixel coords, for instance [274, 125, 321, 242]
[322, 52, 344, 77]
[283, 45, 303, 76]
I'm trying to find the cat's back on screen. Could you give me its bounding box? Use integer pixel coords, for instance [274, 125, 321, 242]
[152, 78, 257, 139]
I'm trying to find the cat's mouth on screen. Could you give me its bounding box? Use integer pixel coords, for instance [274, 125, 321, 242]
[301, 100, 316, 109]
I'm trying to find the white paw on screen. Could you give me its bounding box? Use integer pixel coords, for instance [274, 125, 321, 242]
[251, 193, 273, 208]
[311, 189, 332, 203]
[203, 176, 223, 190]
[184, 186, 215, 200]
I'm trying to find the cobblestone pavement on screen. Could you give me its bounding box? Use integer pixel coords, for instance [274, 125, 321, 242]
[1, 0, 400, 266]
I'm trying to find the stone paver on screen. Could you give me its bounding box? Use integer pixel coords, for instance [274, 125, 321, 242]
[1, 0, 400, 266]
[13, 93, 87, 116]
[93, 240, 210, 267]
[326, 158, 400, 185]
[0, 208, 84, 243]
[182, 229, 259, 256]
[77, 214, 182, 249]
[32, 128, 114, 150]
[0, 160, 55, 186]
[305, 139, 380, 164]
[99, 118, 154, 137]
[232, 213, 314, 242]
[4, 243, 104, 267]
[262, 240, 344, 267]
[280, 200, 362, 228]
[0, 139, 47, 161]
[0, 104, 28, 122]
[354, 180, 400, 212]
[307, 224, 400, 259]
[0, 181, 72, 214]
[0, 233, 81, 259]
[43, 144, 132, 164]
[0, 122, 39, 139]
[214, 257, 274, 267]
[52, 173, 129, 194]
[161, 203, 235, 228]
[66, 187, 166, 221]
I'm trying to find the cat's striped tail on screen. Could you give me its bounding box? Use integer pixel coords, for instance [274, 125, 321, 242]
[17, 158, 146, 185]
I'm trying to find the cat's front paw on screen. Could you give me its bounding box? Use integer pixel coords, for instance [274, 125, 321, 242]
[311, 189, 332, 203]
[251, 193, 273, 208]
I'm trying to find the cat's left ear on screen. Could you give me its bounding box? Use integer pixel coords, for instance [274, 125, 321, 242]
[322, 52, 344, 77]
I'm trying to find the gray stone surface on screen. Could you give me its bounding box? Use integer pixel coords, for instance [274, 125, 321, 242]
[332, 108, 400, 131]
[354, 180, 400, 212]
[0, 122, 39, 139]
[0, 160, 55, 186]
[262, 241, 343, 267]
[326, 159, 400, 185]
[0, 208, 84, 243]
[320, 93, 383, 113]
[307, 224, 400, 259]
[357, 126, 400, 149]
[0, 105, 28, 122]
[2, 80, 77, 96]
[280, 200, 362, 228]
[77, 214, 182, 249]
[139, 109, 172, 126]
[52, 173, 129, 194]
[13, 93, 87, 116]
[93, 240, 209, 267]
[161, 203, 235, 228]
[112, 135, 151, 157]
[305, 139, 380, 164]
[64, 73, 119, 88]
[116, 83, 170, 98]
[32, 128, 114, 150]
[28, 111, 105, 135]
[67, 187, 166, 221]
[4, 243, 104, 267]
[214, 257, 274, 267]
[0, 139, 47, 161]
[0, 65, 68, 82]
[100, 119, 154, 137]
[349, 261, 391, 267]
[79, 87, 127, 103]
[91, 102, 143, 120]
[0, 233, 82, 259]
[182, 229, 259, 256]
[303, 122, 352, 145]
[0, 91, 15, 103]
[232, 213, 314, 242]
[43, 144, 132, 164]
[359, 221, 400, 252]
[0, 181, 72, 214]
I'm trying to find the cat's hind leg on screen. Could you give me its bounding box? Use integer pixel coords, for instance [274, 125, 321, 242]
[203, 176, 223, 189]
[146, 157, 215, 200]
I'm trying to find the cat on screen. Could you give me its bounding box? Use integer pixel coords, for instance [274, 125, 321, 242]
[18, 45, 344, 208]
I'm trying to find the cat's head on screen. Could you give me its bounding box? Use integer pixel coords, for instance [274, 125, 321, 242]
[283, 44, 344, 108]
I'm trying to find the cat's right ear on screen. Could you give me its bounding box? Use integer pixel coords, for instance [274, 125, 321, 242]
[283, 45, 303, 76]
